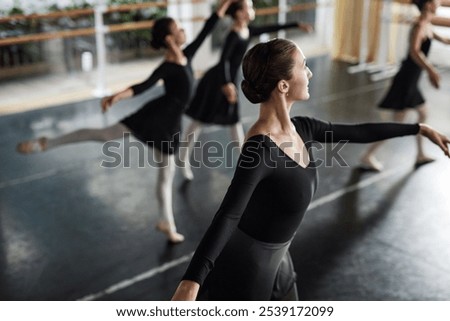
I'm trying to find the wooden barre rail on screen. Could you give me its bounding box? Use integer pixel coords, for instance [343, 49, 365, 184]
[0, 1, 323, 47]
[0, 0, 211, 24]
[255, 1, 326, 16]
[0, 2, 168, 24]
[1, 0, 448, 24]
[0, 16, 208, 46]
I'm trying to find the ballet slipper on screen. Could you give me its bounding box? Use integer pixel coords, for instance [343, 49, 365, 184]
[414, 156, 435, 169]
[16, 137, 48, 154]
[181, 166, 194, 181]
[155, 221, 185, 244]
[359, 155, 384, 172]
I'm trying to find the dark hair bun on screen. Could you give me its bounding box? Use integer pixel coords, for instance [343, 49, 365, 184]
[150, 38, 164, 50]
[241, 79, 263, 104]
[412, 0, 429, 11]
[150, 17, 174, 50]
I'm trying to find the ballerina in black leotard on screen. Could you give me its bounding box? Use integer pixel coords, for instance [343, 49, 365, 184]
[180, 0, 312, 180]
[16, 0, 236, 244]
[171, 38, 450, 300]
[360, 0, 450, 171]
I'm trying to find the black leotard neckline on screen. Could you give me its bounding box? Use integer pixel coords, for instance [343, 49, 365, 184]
[246, 134, 312, 169]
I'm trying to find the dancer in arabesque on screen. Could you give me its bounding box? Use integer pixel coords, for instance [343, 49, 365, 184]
[171, 38, 449, 300]
[180, 0, 312, 180]
[360, 0, 450, 171]
[16, 0, 236, 244]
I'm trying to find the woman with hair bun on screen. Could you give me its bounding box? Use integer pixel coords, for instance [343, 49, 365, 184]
[180, 0, 312, 181]
[16, 0, 236, 244]
[172, 38, 449, 300]
[360, 0, 450, 171]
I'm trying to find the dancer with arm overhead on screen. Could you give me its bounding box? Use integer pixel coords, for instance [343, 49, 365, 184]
[17, 0, 236, 244]
[172, 38, 449, 300]
[180, 0, 312, 181]
[360, 0, 450, 171]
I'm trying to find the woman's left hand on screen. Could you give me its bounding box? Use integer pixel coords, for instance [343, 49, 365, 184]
[420, 124, 450, 158]
[222, 83, 238, 104]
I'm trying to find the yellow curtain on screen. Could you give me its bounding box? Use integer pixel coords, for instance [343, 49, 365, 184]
[332, 0, 400, 63]
[367, 0, 383, 62]
[333, 0, 450, 63]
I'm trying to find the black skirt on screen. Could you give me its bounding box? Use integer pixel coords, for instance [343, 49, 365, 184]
[120, 95, 184, 155]
[378, 60, 425, 110]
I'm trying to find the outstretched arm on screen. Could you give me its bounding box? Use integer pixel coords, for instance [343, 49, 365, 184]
[216, 0, 237, 18]
[101, 65, 164, 112]
[101, 88, 133, 113]
[183, 0, 236, 59]
[297, 117, 450, 158]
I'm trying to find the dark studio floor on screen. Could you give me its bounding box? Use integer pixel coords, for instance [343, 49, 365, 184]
[1, 53, 450, 301]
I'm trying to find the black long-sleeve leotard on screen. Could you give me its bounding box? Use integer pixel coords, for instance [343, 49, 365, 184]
[185, 22, 299, 125]
[120, 13, 219, 154]
[182, 117, 419, 296]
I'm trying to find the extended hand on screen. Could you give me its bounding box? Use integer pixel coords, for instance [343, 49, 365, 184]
[420, 124, 450, 158]
[101, 96, 114, 113]
[428, 69, 440, 89]
[216, 0, 238, 18]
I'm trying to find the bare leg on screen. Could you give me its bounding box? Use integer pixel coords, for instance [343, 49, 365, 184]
[179, 120, 203, 180]
[415, 104, 434, 166]
[230, 122, 245, 148]
[17, 123, 130, 154]
[153, 148, 184, 243]
[360, 110, 407, 171]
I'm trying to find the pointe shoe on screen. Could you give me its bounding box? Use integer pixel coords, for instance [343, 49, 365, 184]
[155, 221, 185, 244]
[359, 156, 384, 172]
[414, 156, 435, 169]
[16, 137, 47, 154]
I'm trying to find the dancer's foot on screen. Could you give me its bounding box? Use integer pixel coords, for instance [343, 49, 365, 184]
[414, 156, 435, 169]
[155, 221, 185, 244]
[16, 137, 47, 154]
[181, 166, 194, 181]
[359, 155, 384, 172]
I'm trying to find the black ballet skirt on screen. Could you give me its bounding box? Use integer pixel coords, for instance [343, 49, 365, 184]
[378, 37, 431, 110]
[182, 117, 419, 300]
[119, 13, 219, 154]
[185, 22, 299, 125]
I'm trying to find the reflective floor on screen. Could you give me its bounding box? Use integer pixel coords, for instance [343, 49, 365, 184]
[1, 55, 450, 300]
